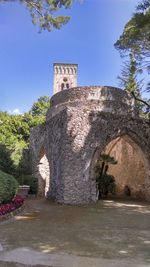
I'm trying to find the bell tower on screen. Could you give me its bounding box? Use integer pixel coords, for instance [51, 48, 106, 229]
[53, 63, 78, 95]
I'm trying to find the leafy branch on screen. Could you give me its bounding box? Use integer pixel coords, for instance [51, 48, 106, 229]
[1, 0, 73, 31]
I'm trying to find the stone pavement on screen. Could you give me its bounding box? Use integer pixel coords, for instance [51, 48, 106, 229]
[0, 198, 150, 267]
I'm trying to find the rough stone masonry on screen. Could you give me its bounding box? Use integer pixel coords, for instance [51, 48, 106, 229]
[29, 86, 150, 204]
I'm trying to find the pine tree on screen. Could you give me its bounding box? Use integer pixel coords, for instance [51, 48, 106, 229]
[118, 52, 150, 115]
[118, 52, 142, 96]
[1, 0, 73, 32]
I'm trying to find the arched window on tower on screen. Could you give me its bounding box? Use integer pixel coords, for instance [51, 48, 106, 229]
[59, 67, 62, 74]
[66, 83, 69, 89]
[61, 83, 64, 90]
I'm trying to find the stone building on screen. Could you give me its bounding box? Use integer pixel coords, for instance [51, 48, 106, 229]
[29, 65, 150, 204]
[53, 63, 78, 94]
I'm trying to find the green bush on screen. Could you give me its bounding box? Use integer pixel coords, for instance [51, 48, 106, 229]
[0, 170, 19, 204]
[96, 174, 116, 198]
[18, 174, 38, 194]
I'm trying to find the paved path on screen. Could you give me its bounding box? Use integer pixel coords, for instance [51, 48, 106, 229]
[0, 198, 150, 267]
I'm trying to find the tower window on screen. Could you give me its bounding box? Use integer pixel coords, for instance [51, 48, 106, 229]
[59, 67, 62, 74]
[63, 77, 68, 82]
[61, 83, 64, 90]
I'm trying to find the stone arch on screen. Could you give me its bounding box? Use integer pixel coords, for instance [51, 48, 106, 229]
[44, 86, 150, 204]
[90, 133, 150, 201]
[37, 146, 50, 197]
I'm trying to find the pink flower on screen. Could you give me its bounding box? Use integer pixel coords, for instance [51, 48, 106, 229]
[0, 195, 25, 216]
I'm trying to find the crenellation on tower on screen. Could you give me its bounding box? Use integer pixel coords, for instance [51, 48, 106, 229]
[53, 63, 78, 95]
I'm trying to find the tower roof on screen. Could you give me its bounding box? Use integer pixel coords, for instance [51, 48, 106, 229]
[53, 63, 78, 67]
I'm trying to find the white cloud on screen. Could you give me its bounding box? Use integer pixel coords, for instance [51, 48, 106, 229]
[12, 108, 21, 115]
[8, 109, 22, 115]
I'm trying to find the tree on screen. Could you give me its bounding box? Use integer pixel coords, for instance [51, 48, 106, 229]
[0, 144, 14, 174]
[118, 52, 142, 94]
[115, 0, 150, 112]
[1, 0, 73, 32]
[117, 52, 150, 113]
[29, 96, 50, 117]
[114, 0, 150, 71]
[95, 154, 117, 198]
[0, 95, 50, 175]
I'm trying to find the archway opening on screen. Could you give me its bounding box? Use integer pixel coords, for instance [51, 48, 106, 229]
[37, 147, 50, 197]
[92, 135, 150, 201]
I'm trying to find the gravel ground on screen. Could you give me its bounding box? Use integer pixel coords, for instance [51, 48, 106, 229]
[0, 198, 150, 267]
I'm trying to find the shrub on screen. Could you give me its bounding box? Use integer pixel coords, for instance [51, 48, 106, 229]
[95, 153, 117, 199]
[96, 174, 116, 198]
[0, 170, 19, 204]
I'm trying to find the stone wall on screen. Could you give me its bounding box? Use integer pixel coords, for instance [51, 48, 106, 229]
[48, 86, 136, 119]
[30, 86, 150, 204]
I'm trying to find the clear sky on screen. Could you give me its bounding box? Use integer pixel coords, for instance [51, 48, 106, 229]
[0, 0, 139, 114]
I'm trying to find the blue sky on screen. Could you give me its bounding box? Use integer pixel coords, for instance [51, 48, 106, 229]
[0, 0, 139, 114]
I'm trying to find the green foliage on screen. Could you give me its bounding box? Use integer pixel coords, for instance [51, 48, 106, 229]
[115, 0, 150, 113]
[0, 95, 50, 175]
[0, 170, 19, 204]
[0, 144, 14, 174]
[95, 153, 117, 198]
[117, 52, 148, 114]
[115, 0, 150, 95]
[98, 154, 117, 164]
[118, 52, 143, 93]
[137, 0, 150, 10]
[95, 153, 117, 175]
[1, 0, 73, 32]
[18, 175, 38, 194]
[0, 112, 28, 175]
[114, 0, 150, 68]
[96, 174, 116, 197]
[29, 96, 50, 117]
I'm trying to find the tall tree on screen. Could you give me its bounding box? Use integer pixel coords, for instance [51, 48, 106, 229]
[118, 52, 142, 94]
[115, 0, 150, 112]
[1, 0, 73, 31]
[118, 53, 150, 114]
[114, 0, 150, 71]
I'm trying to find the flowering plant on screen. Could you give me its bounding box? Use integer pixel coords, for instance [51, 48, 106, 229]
[0, 195, 25, 216]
